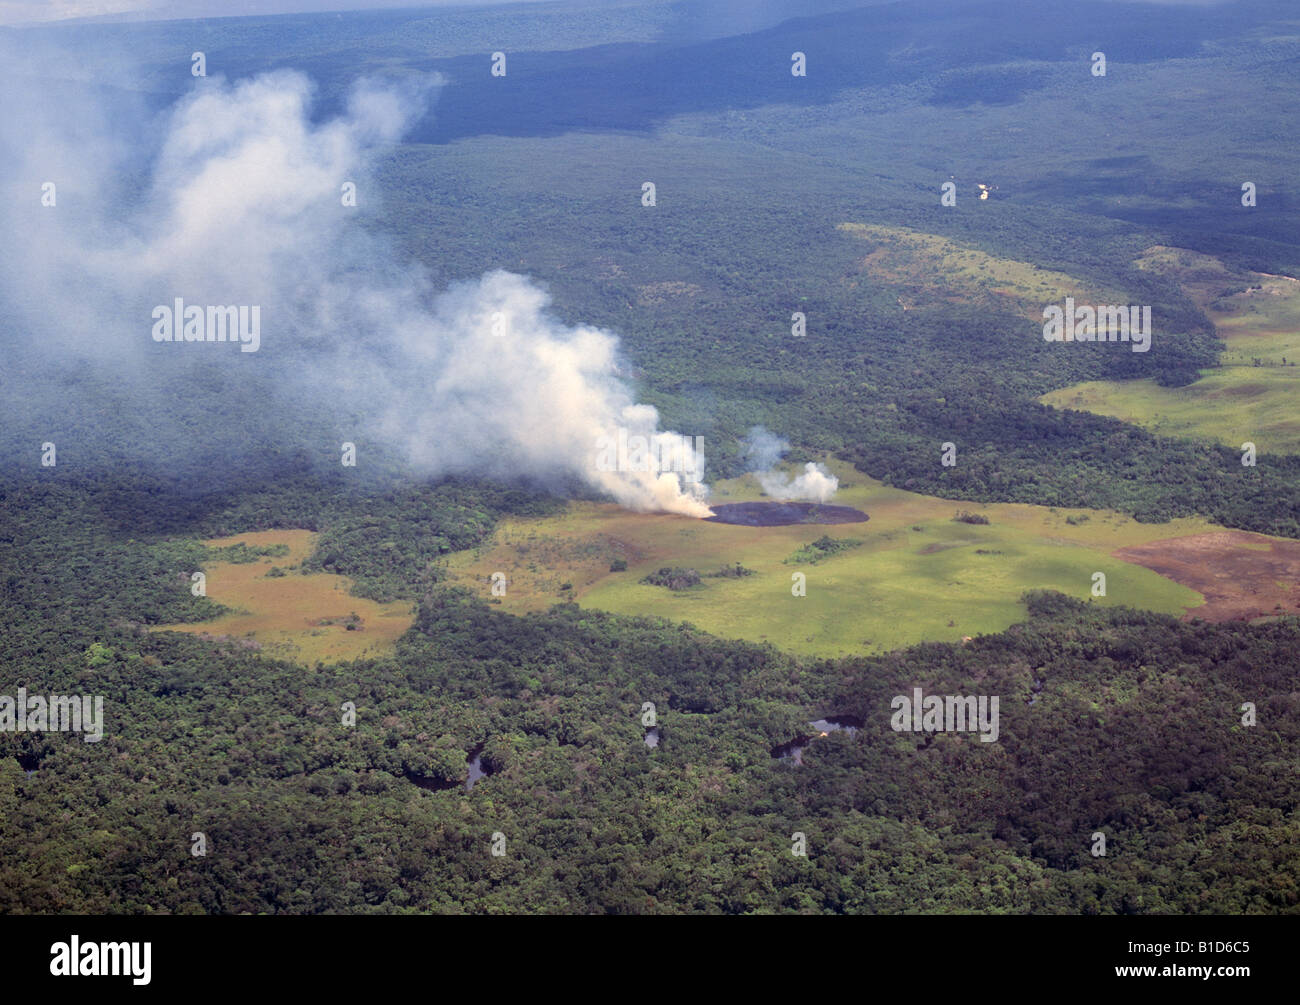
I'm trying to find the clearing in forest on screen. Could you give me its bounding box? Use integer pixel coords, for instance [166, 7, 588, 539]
[837, 222, 1115, 320]
[151, 529, 415, 666]
[444, 461, 1230, 657]
[1113, 531, 1300, 623]
[1042, 246, 1300, 453]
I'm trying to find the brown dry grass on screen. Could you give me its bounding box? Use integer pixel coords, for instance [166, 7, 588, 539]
[152, 529, 415, 666]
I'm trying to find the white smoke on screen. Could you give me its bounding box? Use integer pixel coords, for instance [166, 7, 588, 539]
[0, 50, 711, 516]
[758, 462, 839, 503]
[743, 426, 839, 503]
[374, 270, 712, 516]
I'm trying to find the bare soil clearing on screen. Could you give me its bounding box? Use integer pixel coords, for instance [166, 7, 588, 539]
[1113, 531, 1300, 622]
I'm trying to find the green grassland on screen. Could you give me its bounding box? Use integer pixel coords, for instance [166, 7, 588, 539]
[446, 461, 1213, 657]
[838, 222, 1116, 320]
[1040, 369, 1300, 454]
[1042, 247, 1300, 454]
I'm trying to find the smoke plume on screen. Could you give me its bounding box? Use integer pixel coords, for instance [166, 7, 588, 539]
[742, 426, 838, 503]
[0, 44, 711, 516]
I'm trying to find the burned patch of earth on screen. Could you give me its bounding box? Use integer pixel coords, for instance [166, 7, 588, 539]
[1113, 531, 1300, 622]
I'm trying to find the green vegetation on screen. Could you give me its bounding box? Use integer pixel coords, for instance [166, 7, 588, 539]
[836, 222, 1117, 321]
[1043, 369, 1300, 455]
[706, 563, 755, 579]
[641, 567, 703, 590]
[447, 474, 1221, 658]
[4, 535, 1298, 913]
[1042, 249, 1300, 454]
[207, 541, 291, 564]
[786, 535, 861, 564]
[4, 0, 1300, 916]
[301, 483, 563, 602]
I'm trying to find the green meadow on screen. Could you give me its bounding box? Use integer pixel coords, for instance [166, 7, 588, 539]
[1041, 370, 1300, 455]
[1042, 249, 1300, 454]
[838, 222, 1114, 319]
[447, 461, 1213, 658]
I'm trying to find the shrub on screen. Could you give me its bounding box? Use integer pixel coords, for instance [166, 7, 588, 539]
[640, 567, 702, 590]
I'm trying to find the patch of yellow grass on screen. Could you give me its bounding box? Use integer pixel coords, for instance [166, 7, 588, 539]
[152, 529, 415, 666]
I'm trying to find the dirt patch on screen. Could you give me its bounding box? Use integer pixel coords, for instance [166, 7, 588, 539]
[1113, 531, 1300, 622]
